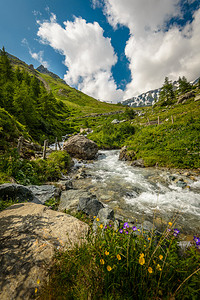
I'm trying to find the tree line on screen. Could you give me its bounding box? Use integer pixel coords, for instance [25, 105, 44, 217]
[0, 47, 69, 144]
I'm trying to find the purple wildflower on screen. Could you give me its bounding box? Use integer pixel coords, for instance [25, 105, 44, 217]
[194, 236, 200, 249]
[109, 224, 112, 227]
[173, 229, 180, 237]
[119, 229, 123, 234]
[132, 226, 137, 231]
[125, 231, 129, 234]
[105, 226, 107, 229]
[123, 222, 129, 229]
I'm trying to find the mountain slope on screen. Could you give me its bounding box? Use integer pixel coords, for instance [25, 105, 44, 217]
[7, 53, 124, 116]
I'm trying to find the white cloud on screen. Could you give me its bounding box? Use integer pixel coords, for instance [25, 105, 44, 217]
[98, 0, 200, 98]
[22, 38, 49, 68]
[37, 14, 123, 102]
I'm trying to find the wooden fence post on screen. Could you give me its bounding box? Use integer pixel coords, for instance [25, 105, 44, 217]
[17, 136, 23, 155]
[43, 140, 48, 159]
[171, 115, 174, 124]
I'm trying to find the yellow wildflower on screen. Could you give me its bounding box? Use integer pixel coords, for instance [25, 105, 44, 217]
[105, 250, 109, 256]
[100, 259, 105, 265]
[168, 222, 172, 226]
[96, 218, 100, 222]
[107, 265, 112, 271]
[148, 267, 153, 274]
[157, 264, 162, 271]
[159, 255, 163, 260]
[99, 224, 103, 229]
[139, 253, 145, 265]
[37, 279, 40, 285]
[35, 288, 38, 294]
[144, 245, 146, 248]
[117, 254, 121, 260]
[148, 237, 151, 241]
[93, 216, 96, 219]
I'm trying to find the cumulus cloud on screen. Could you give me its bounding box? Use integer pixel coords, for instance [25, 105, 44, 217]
[96, 0, 200, 98]
[22, 38, 49, 68]
[37, 14, 123, 102]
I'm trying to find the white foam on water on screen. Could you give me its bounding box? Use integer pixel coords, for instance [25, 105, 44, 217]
[87, 150, 200, 232]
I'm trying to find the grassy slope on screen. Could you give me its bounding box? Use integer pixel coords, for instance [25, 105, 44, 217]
[37, 72, 125, 116]
[88, 93, 200, 168]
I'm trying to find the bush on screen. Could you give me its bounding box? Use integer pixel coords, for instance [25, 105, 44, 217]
[0, 149, 72, 186]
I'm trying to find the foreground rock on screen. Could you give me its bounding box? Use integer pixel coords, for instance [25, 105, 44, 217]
[63, 135, 98, 160]
[0, 203, 89, 300]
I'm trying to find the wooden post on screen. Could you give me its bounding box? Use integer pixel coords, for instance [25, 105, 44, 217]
[171, 115, 174, 124]
[43, 140, 48, 159]
[158, 116, 160, 125]
[55, 137, 58, 151]
[58, 141, 62, 150]
[17, 136, 23, 155]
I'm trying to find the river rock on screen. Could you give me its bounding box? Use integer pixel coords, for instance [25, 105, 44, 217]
[119, 146, 136, 161]
[78, 195, 104, 216]
[27, 185, 60, 204]
[58, 189, 92, 212]
[63, 135, 98, 160]
[0, 202, 89, 300]
[131, 159, 145, 168]
[0, 183, 41, 204]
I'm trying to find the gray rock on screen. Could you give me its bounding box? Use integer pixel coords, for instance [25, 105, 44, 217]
[63, 135, 98, 160]
[131, 159, 145, 168]
[28, 185, 60, 204]
[176, 180, 187, 188]
[111, 119, 120, 124]
[58, 189, 91, 212]
[119, 146, 136, 161]
[0, 183, 41, 204]
[0, 203, 89, 300]
[78, 195, 104, 216]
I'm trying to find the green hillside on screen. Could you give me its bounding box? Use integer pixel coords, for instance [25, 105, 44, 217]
[37, 72, 124, 116]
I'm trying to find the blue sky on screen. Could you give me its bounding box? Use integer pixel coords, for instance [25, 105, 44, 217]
[1, 0, 200, 102]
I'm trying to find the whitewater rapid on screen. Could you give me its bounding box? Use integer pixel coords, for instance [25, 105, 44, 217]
[81, 150, 200, 234]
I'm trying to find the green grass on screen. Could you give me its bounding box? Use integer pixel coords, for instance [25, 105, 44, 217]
[37, 216, 200, 300]
[38, 73, 125, 117]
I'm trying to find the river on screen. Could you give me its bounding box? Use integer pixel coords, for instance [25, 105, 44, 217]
[73, 150, 200, 235]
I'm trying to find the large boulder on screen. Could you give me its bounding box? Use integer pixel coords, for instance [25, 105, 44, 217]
[0, 203, 89, 300]
[63, 135, 98, 160]
[0, 183, 41, 204]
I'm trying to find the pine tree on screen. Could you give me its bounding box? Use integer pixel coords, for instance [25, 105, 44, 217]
[178, 76, 192, 94]
[159, 77, 176, 106]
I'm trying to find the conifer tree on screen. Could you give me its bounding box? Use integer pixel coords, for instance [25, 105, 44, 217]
[159, 77, 176, 106]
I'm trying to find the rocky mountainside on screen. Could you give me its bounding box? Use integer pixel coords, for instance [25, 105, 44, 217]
[36, 64, 67, 84]
[122, 78, 199, 107]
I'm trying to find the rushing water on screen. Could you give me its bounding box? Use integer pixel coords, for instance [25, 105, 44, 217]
[74, 150, 200, 234]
